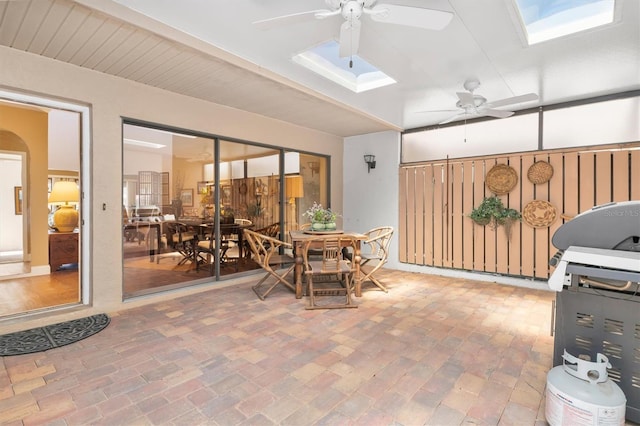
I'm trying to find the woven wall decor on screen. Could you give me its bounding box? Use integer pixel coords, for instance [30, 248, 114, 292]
[527, 161, 554, 184]
[485, 164, 518, 195]
[523, 200, 557, 228]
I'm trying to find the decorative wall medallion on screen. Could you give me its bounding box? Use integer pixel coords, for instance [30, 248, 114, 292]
[523, 200, 557, 228]
[485, 164, 518, 195]
[527, 161, 554, 184]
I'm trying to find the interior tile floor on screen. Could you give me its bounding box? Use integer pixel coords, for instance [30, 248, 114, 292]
[0, 269, 568, 425]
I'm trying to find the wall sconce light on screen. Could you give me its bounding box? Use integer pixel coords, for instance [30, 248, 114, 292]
[364, 154, 376, 173]
[308, 161, 320, 177]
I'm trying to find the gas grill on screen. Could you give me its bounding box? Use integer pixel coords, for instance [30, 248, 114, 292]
[548, 201, 640, 422]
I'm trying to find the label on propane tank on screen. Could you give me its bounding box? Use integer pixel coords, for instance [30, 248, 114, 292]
[546, 380, 625, 426]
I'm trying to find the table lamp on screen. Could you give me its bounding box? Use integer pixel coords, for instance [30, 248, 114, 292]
[48, 181, 79, 232]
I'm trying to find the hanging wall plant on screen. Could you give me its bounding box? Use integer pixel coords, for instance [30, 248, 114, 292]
[469, 196, 522, 238]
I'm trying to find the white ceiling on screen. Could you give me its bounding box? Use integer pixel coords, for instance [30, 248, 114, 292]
[1, 0, 639, 137]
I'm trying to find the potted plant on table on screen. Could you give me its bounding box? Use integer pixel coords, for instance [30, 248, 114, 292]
[303, 202, 339, 231]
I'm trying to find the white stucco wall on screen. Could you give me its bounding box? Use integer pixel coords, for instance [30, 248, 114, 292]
[343, 131, 401, 268]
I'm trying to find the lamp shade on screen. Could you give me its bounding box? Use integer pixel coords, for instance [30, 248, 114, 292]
[48, 181, 79, 204]
[285, 175, 304, 199]
[49, 181, 79, 232]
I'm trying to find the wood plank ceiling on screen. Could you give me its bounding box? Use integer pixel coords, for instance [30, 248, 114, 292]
[0, 0, 396, 137]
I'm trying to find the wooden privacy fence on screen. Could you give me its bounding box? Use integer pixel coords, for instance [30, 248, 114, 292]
[398, 143, 640, 280]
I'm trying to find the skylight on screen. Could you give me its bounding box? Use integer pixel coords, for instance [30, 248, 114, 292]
[293, 41, 396, 93]
[514, 0, 615, 45]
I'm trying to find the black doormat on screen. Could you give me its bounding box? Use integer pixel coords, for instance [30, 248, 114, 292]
[0, 314, 110, 356]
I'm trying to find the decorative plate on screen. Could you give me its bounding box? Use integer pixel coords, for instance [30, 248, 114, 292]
[485, 164, 518, 195]
[523, 200, 557, 228]
[527, 161, 554, 184]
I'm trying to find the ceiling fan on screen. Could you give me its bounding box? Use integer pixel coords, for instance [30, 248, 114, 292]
[254, 0, 453, 61]
[186, 149, 213, 163]
[428, 79, 539, 124]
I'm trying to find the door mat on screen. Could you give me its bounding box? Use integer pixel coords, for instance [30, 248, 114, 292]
[0, 313, 110, 356]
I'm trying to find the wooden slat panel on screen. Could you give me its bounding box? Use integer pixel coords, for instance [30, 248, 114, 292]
[595, 151, 612, 205]
[433, 164, 444, 267]
[579, 152, 596, 213]
[495, 156, 516, 274]
[442, 161, 453, 268]
[563, 152, 579, 221]
[547, 152, 565, 274]
[398, 168, 408, 263]
[484, 159, 497, 273]
[424, 165, 434, 266]
[507, 156, 522, 276]
[632, 150, 640, 200]
[414, 167, 425, 265]
[452, 162, 464, 269]
[495, 194, 510, 274]
[612, 151, 630, 202]
[406, 168, 417, 264]
[462, 161, 475, 271]
[520, 154, 535, 277]
[472, 160, 486, 271]
[533, 155, 550, 279]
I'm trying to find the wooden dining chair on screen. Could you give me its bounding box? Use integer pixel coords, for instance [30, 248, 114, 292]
[157, 221, 197, 265]
[195, 230, 231, 274]
[359, 226, 394, 292]
[302, 235, 358, 310]
[244, 229, 295, 300]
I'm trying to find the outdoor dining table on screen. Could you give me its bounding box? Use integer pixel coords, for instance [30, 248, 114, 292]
[289, 230, 367, 299]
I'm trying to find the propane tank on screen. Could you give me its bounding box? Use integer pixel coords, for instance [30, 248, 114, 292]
[546, 350, 626, 426]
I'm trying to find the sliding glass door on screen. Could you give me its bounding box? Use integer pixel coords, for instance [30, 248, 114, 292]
[122, 122, 330, 298]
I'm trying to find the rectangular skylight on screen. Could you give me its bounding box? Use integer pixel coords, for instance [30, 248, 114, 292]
[293, 41, 396, 93]
[514, 0, 615, 45]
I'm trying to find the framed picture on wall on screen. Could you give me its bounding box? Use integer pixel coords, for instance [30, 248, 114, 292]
[197, 181, 209, 196]
[180, 189, 193, 207]
[14, 186, 22, 215]
[222, 185, 232, 205]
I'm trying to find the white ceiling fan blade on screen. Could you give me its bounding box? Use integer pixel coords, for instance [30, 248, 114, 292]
[486, 93, 538, 108]
[479, 108, 514, 119]
[456, 91, 475, 106]
[368, 4, 453, 30]
[253, 9, 332, 29]
[339, 20, 361, 58]
[416, 109, 459, 113]
[439, 113, 468, 125]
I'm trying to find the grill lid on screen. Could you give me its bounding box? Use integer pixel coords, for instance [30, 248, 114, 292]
[552, 201, 640, 252]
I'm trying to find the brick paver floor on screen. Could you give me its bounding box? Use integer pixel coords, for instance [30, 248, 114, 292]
[0, 269, 556, 425]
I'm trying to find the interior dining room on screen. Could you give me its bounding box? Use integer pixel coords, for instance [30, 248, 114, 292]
[121, 121, 331, 298]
